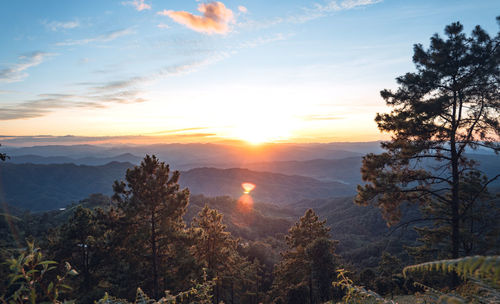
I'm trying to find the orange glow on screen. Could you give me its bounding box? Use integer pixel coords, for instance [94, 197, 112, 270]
[233, 194, 254, 227]
[241, 182, 256, 194]
[237, 194, 254, 213]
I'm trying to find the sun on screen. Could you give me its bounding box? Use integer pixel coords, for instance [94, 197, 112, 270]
[231, 114, 296, 145]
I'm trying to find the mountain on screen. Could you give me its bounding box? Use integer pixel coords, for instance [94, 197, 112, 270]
[0, 162, 355, 211]
[293, 197, 420, 267]
[243, 154, 500, 186]
[243, 157, 363, 184]
[2, 143, 368, 169]
[180, 167, 356, 205]
[0, 162, 132, 211]
[7, 153, 142, 166]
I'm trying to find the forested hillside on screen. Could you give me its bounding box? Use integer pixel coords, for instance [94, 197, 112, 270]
[0, 162, 355, 211]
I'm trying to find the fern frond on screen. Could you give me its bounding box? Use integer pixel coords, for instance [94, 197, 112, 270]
[403, 255, 500, 284]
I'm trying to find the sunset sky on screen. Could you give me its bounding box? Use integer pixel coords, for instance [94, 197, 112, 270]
[0, 0, 499, 145]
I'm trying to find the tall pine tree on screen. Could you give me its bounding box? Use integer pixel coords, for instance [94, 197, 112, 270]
[355, 18, 500, 261]
[112, 155, 190, 299]
[271, 209, 338, 304]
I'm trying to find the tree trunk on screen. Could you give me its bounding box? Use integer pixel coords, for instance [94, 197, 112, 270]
[450, 148, 460, 260]
[231, 279, 234, 304]
[450, 91, 461, 287]
[151, 209, 159, 299]
[309, 275, 313, 304]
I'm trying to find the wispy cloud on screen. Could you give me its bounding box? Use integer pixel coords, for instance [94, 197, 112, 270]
[289, 0, 382, 23]
[0, 90, 146, 120]
[0, 54, 230, 120]
[55, 28, 135, 46]
[0, 133, 218, 145]
[237, 33, 291, 49]
[0, 52, 55, 83]
[146, 127, 209, 135]
[158, 1, 234, 34]
[157, 23, 170, 29]
[43, 20, 80, 31]
[238, 6, 248, 13]
[301, 114, 343, 121]
[239, 0, 381, 29]
[122, 0, 151, 11]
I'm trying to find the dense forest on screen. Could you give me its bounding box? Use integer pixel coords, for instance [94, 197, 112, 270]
[1, 18, 500, 304]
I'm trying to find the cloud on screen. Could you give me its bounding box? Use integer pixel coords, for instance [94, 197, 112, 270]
[0, 89, 146, 120]
[290, 0, 382, 23]
[340, 0, 382, 9]
[237, 33, 290, 49]
[158, 1, 234, 34]
[56, 28, 134, 46]
[157, 23, 170, 29]
[302, 114, 342, 121]
[43, 20, 80, 31]
[0, 133, 219, 145]
[122, 0, 151, 11]
[238, 6, 247, 13]
[239, 0, 381, 29]
[146, 127, 209, 135]
[0, 52, 54, 83]
[0, 54, 230, 120]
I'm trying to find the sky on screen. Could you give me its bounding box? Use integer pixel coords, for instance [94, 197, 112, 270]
[0, 0, 499, 145]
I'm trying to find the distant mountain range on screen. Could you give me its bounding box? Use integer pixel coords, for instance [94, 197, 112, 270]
[1, 142, 498, 212]
[0, 162, 355, 211]
[2, 142, 374, 169]
[7, 153, 142, 166]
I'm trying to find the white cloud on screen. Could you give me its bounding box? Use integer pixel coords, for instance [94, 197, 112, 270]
[157, 23, 170, 29]
[55, 28, 135, 46]
[293, 0, 382, 23]
[0, 52, 55, 83]
[238, 6, 248, 13]
[44, 20, 80, 31]
[237, 33, 291, 49]
[240, 0, 382, 29]
[122, 0, 151, 11]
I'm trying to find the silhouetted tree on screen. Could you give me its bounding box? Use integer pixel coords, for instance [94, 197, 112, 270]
[356, 18, 500, 262]
[272, 209, 338, 304]
[113, 155, 190, 299]
[48, 206, 109, 302]
[306, 238, 337, 302]
[0, 144, 8, 161]
[190, 205, 257, 304]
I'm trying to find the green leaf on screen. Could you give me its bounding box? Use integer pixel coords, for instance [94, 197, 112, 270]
[47, 282, 54, 294]
[38, 260, 57, 265]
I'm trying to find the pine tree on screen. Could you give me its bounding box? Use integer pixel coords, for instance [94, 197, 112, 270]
[112, 155, 190, 299]
[272, 209, 338, 304]
[47, 205, 108, 302]
[190, 205, 256, 303]
[355, 18, 500, 262]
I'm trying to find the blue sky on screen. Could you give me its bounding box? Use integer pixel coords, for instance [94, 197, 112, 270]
[0, 0, 499, 145]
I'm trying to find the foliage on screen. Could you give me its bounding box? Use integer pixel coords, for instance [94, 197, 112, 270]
[46, 205, 109, 303]
[112, 155, 190, 299]
[335, 255, 500, 303]
[0, 241, 77, 304]
[332, 268, 396, 304]
[190, 205, 259, 303]
[355, 17, 500, 261]
[403, 255, 500, 286]
[271, 209, 339, 303]
[403, 256, 500, 303]
[95, 273, 216, 304]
